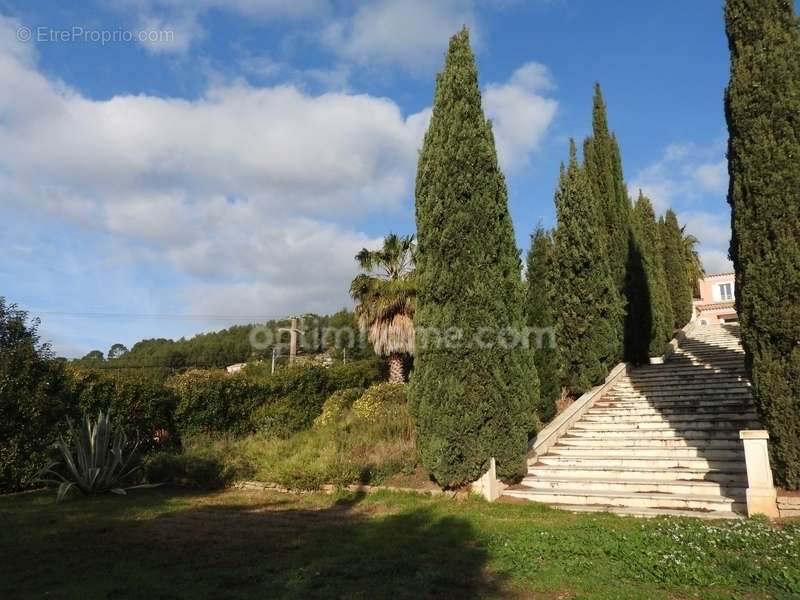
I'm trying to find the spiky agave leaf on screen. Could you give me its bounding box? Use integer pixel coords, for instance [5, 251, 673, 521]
[35, 410, 148, 501]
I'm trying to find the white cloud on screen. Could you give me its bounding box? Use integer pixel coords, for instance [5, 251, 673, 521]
[110, 0, 330, 53]
[629, 142, 729, 213]
[630, 141, 733, 276]
[484, 62, 557, 171]
[0, 16, 557, 344]
[693, 159, 727, 194]
[0, 15, 415, 324]
[323, 0, 477, 73]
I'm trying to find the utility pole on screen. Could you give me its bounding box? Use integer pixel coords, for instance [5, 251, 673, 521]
[271, 346, 277, 374]
[279, 316, 302, 366]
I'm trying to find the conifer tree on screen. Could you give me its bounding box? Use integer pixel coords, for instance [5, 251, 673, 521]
[553, 141, 619, 395]
[661, 210, 693, 329]
[725, 0, 800, 488]
[583, 85, 630, 360]
[525, 227, 561, 423]
[411, 29, 538, 487]
[632, 193, 673, 358]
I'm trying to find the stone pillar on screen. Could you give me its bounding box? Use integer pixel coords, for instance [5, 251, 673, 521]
[472, 457, 506, 502]
[739, 430, 779, 518]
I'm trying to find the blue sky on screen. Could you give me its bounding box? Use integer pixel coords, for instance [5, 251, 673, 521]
[0, 0, 747, 357]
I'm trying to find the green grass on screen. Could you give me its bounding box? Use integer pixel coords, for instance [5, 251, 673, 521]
[1, 488, 799, 599]
[146, 394, 416, 491]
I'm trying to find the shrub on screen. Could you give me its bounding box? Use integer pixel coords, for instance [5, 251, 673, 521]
[250, 366, 334, 437]
[352, 383, 408, 424]
[1, 299, 74, 492]
[314, 387, 364, 428]
[169, 370, 267, 437]
[68, 368, 177, 451]
[326, 358, 386, 389]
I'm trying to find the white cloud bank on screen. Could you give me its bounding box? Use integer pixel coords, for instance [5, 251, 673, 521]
[484, 62, 558, 171]
[0, 15, 558, 335]
[324, 0, 477, 73]
[629, 142, 733, 274]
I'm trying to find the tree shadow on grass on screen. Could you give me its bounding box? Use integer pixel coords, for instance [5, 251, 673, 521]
[2, 489, 508, 600]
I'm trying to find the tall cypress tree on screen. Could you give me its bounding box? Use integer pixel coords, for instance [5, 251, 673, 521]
[661, 209, 693, 329]
[411, 29, 538, 487]
[554, 141, 619, 395]
[583, 84, 630, 360]
[525, 227, 562, 424]
[725, 0, 800, 488]
[632, 193, 673, 358]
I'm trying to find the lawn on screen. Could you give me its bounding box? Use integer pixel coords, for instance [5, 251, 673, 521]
[1, 488, 798, 599]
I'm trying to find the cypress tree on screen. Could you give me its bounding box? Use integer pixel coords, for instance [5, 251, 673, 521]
[632, 193, 673, 358]
[583, 84, 630, 361]
[554, 141, 619, 395]
[411, 29, 538, 486]
[725, 0, 800, 488]
[525, 227, 562, 424]
[661, 209, 693, 329]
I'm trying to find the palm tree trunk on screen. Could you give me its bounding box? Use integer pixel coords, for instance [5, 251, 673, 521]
[388, 353, 405, 383]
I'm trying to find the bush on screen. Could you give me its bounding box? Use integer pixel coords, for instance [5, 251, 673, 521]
[250, 366, 334, 438]
[169, 370, 268, 437]
[1, 299, 74, 492]
[68, 368, 177, 451]
[326, 358, 386, 389]
[180, 385, 417, 490]
[352, 383, 408, 424]
[314, 387, 364, 428]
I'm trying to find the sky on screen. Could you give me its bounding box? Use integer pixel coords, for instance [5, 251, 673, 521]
[0, 0, 747, 357]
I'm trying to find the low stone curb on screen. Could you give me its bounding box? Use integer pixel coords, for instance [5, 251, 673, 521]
[234, 480, 447, 497]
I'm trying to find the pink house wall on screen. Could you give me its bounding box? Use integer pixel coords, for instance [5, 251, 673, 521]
[694, 272, 738, 325]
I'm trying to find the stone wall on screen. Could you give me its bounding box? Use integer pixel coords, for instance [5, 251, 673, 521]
[777, 494, 800, 518]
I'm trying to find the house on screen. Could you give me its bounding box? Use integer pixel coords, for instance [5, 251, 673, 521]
[694, 272, 738, 325]
[225, 362, 246, 374]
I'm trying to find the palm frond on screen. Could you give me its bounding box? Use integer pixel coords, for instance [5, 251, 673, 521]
[350, 233, 416, 358]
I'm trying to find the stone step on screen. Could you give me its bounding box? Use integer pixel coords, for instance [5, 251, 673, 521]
[556, 436, 742, 449]
[520, 476, 747, 497]
[594, 398, 754, 410]
[537, 454, 745, 470]
[634, 363, 745, 374]
[581, 412, 758, 425]
[506, 503, 743, 520]
[571, 418, 759, 431]
[547, 445, 744, 459]
[566, 427, 746, 440]
[503, 486, 745, 513]
[624, 370, 747, 384]
[676, 348, 743, 356]
[604, 389, 752, 400]
[527, 464, 747, 482]
[586, 405, 753, 417]
[614, 380, 750, 391]
[663, 360, 745, 368]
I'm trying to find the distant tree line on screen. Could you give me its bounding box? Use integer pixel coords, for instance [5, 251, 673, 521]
[72, 309, 374, 375]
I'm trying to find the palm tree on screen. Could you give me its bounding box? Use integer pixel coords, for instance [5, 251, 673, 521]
[350, 234, 415, 383]
[681, 227, 705, 298]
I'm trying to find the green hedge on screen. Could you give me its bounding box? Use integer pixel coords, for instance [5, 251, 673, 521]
[169, 359, 386, 439]
[169, 370, 267, 437]
[68, 368, 178, 450]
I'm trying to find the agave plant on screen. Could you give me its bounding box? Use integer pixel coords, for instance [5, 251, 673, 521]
[37, 411, 152, 501]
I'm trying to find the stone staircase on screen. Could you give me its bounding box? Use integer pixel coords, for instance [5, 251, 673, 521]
[504, 324, 758, 518]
